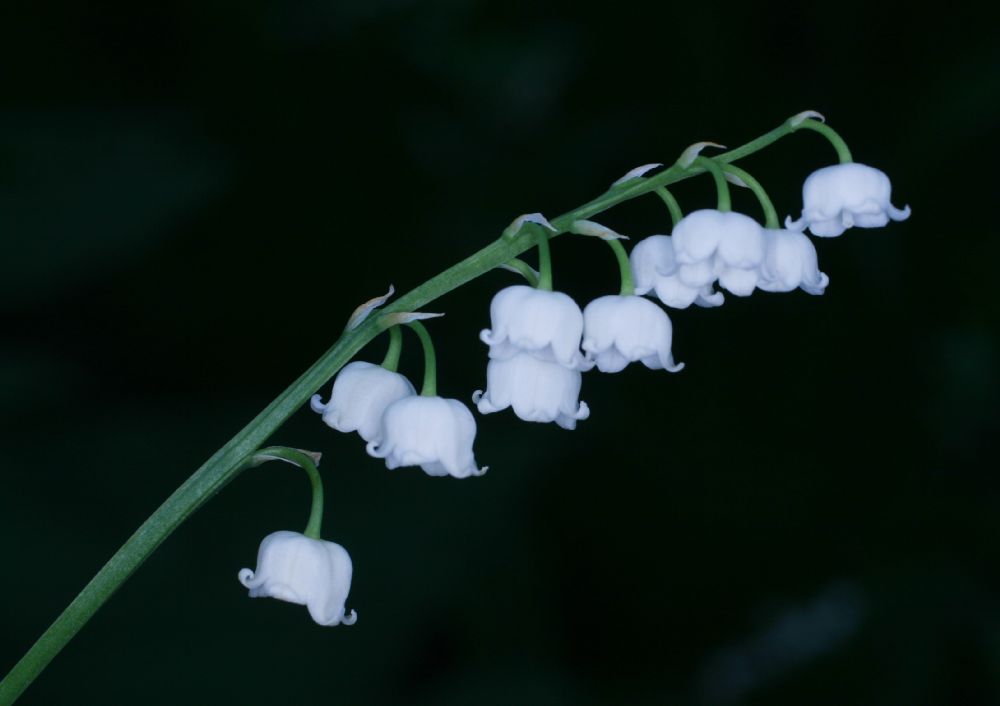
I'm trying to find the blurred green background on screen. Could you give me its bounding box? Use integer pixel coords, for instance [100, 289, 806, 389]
[1, 1, 998, 704]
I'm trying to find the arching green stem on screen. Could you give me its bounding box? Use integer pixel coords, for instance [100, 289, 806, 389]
[251, 447, 325, 539]
[0, 113, 816, 706]
[721, 164, 779, 229]
[380, 325, 402, 372]
[535, 226, 553, 291]
[693, 156, 731, 212]
[793, 119, 853, 163]
[607, 239, 634, 296]
[501, 257, 540, 287]
[407, 320, 437, 397]
[654, 186, 683, 227]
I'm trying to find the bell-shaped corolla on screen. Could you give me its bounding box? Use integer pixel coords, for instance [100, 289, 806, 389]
[310, 361, 416, 443]
[473, 352, 590, 430]
[366, 395, 486, 478]
[785, 163, 911, 238]
[479, 285, 588, 369]
[630, 234, 724, 309]
[238, 530, 357, 627]
[758, 228, 829, 295]
[582, 295, 684, 374]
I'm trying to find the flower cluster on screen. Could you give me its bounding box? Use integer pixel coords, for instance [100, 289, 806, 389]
[239, 116, 910, 630]
[631, 162, 908, 309]
[313, 359, 485, 479]
[474, 284, 592, 429]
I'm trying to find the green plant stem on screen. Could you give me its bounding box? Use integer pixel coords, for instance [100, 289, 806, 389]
[654, 186, 683, 227]
[0, 113, 811, 706]
[535, 226, 553, 291]
[406, 321, 437, 397]
[380, 325, 402, 371]
[693, 156, 731, 211]
[500, 257, 540, 287]
[721, 164, 779, 229]
[606, 239, 634, 296]
[251, 447, 325, 539]
[792, 118, 853, 163]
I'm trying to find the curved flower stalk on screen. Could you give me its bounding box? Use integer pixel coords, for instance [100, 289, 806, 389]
[473, 352, 590, 429]
[785, 163, 911, 237]
[310, 361, 416, 443]
[582, 295, 683, 373]
[758, 229, 829, 295]
[366, 395, 486, 478]
[479, 285, 589, 369]
[239, 531, 357, 627]
[0, 113, 912, 706]
[631, 234, 724, 309]
[672, 209, 766, 297]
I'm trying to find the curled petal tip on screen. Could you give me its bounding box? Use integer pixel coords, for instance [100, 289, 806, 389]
[342, 610, 358, 626]
[381, 311, 445, 327]
[785, 215, 806, 231]
[346, 284, 395, 330]
[789, 110, 826, 127]
[889, 204, 912, 221]
[471, 389, 484, 404]
[503, 213, 557, 240]
[676, 141, 726, 168]
[309, 394, 327, 414]
[611, 162, 663, 186]
[571, 219, 627, 240]
[238, 568, 255, 587]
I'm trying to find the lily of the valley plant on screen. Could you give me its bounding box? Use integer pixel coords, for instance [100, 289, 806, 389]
[0, 111, 910, 704]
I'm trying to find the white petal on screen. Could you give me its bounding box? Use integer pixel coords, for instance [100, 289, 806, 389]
[314, 362, 416, 442]
[793, 163, 909, 237]
[582, 295, 681, 374]
[368, 396, 484, 478]
[239, 531, 355, 627]
[482, 285, 587, 369]
[715, 213, 765, 269]
[475, 354, 588, 428]
[717, 265, 760, 296]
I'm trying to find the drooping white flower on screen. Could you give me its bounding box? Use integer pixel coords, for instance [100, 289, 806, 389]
[473, 352, 590, 430]
[479, 285, 588, 369]
[785, 163, 911, 237]
[238, 530, 357, 627]
[582, 295, 684, 373]
[630, 234, 724, 309]
[366, 395, 486, 478]
[671, 209, 766, 297]
[758, 228, 829, 295]
[310, 361, 416, 443]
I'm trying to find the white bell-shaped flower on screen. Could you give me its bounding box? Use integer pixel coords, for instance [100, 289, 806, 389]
[473, 352, 590, 430]
[670, 209, 766, 297]
[310, 361, 416, 443]
[582, 295, 684, 373]
[630, 235, 724, 309]
[479, 285, 588, 369]
[238, 530, 357, 627]
[758, 228, 829, 295]
[366, 395, 486, 478]
[785, 163, 911, 237]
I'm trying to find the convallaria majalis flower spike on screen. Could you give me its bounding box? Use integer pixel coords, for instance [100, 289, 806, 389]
[475, 214, 592, 429]
[238, 447, 357, 627]
[0, 113, 914, 704]
[784, 111, 911, 237]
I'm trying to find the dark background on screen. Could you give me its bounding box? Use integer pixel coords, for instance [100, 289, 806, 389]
[1, 1, 997, 704]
